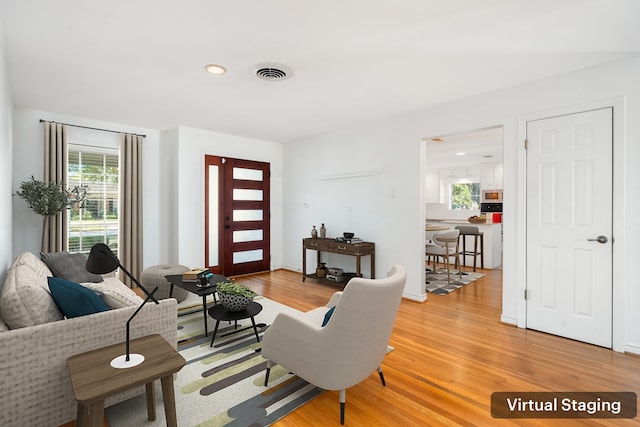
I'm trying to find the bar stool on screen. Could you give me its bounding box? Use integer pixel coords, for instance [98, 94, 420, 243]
[455, 225, 484, 272]
[426, 230, 461, 284]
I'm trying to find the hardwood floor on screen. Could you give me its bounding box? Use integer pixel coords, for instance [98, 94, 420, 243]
[237, 267, 640, 426]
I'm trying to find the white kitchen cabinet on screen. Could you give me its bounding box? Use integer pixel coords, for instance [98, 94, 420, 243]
[481, 162, 503, 190]
[425, 171, 440, 203]
[494, 162, 503, 189]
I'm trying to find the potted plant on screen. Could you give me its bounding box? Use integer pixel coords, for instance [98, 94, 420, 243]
[15, 176, 88, 251]
[216, 280, 257, 311]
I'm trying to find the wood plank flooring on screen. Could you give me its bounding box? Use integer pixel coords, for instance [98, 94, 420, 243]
[62, 267, 640, 426]
[237, 267, 640, 426]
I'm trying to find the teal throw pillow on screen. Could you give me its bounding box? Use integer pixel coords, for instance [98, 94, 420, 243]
[322, 306, 336, 327]
[48, 276, 109, 318]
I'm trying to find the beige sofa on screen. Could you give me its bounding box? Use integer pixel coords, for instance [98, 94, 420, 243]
[0, 252, 178, 427]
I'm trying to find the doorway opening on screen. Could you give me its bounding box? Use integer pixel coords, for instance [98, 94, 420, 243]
[423, 126, 504, 297]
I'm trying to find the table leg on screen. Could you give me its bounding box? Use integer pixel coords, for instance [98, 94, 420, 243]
[250, 316, 260, 343]
[160, 374, 179, 427]
[210, 320, 221, 347]
[77, 400, 104, 427]
[356, 255, 362, 277]
[302, 246, 306, 281]
[202, 295, 208, 337]
[76, 403, 90, 427]
[169, 283, 174, 298]
[371, 252, 375, 279]
[145, 381, 156, 421]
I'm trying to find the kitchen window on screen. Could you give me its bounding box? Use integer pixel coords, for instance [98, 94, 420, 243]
[449, 181, 481, 210]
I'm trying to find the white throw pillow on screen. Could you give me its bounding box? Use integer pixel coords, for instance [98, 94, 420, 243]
[81, 277, 144, 309]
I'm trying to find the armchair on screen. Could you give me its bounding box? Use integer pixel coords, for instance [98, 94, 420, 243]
[262, 265, 406, 424]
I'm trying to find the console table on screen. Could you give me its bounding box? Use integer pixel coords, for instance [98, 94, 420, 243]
[302, 238, 375, 282]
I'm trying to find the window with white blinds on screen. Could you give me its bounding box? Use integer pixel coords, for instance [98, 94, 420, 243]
[67, 146, 119, 256]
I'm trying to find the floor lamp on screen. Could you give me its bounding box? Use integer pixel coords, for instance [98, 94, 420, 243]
[86, 243, 159, 368]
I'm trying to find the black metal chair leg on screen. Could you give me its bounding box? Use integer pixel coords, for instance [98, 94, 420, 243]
[339, 389, 346, 425]
[377, 367, 386, 386]
[264, 367, 271, 386]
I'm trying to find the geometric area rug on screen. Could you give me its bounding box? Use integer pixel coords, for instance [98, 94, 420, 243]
[105, 295, 325, 427]
[426, 268, 484, 295]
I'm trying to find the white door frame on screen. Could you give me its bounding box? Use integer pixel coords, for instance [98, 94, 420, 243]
[517, 96, 627, 352]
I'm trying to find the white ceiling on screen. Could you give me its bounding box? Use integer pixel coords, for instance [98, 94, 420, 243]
[1, 0, 639, 143]
[426, 126, 504, 170]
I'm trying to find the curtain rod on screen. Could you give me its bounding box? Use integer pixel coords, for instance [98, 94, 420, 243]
[39, 119, 147, 138]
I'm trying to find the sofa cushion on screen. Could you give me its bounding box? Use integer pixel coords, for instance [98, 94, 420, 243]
[48, 277, 109, 318]
[0, 252, 64, 329]
[81, 277, 144, 309]
[41, 252, 104, 283]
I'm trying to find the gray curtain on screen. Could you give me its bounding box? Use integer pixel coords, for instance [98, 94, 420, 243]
[119, 133, 144, 287]
[43, 122, 68, 252]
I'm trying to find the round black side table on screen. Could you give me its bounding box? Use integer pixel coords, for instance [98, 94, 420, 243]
[207, 301, 263, 347]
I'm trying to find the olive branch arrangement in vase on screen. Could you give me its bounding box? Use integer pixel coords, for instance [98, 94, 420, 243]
[15, 176, 89, 251]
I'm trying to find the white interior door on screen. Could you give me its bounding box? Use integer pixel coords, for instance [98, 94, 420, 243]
[526, 108, 613, 348]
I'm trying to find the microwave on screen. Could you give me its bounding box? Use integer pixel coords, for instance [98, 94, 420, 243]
[482, 190, 503, 202]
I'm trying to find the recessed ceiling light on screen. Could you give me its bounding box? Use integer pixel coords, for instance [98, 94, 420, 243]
[456, 152, 466, 156]
[204, 64, 227, 75]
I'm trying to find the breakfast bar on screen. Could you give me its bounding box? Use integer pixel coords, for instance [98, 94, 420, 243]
[426, 221, 502, 269]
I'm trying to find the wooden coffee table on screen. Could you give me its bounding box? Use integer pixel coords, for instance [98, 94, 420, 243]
[67, 334, 185, 427]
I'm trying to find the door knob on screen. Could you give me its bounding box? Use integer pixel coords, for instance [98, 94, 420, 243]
[587, 236, 608, 244]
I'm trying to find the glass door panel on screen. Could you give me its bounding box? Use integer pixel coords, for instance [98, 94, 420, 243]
[233, 189, 263, 201]
[207, 164, 219, 268]
[233, 167, 263, 181]
[233, 229, 263, 243]
[233, 210, 263, 221]
[233, 249, 264, 264]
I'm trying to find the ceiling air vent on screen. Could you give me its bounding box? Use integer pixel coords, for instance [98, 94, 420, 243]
[252, 63, 292, 81]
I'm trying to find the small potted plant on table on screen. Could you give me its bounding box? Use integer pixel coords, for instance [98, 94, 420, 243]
[216, 280, 257, 311]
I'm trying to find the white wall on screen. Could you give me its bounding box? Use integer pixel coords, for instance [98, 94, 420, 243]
[11, 109, 168, 269]
[174, 126, 283, 270]
[283, 55, 640, 352]
[283, 122, 426, 301]
[0, 23, 13, 286]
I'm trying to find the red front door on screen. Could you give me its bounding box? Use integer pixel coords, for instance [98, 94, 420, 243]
[205, 156, 271, 276]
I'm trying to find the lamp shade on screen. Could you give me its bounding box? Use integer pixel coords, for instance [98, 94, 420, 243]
[86, 243, 119, 274]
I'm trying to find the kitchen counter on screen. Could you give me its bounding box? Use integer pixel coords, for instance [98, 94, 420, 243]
[425, 220, 502, 269]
